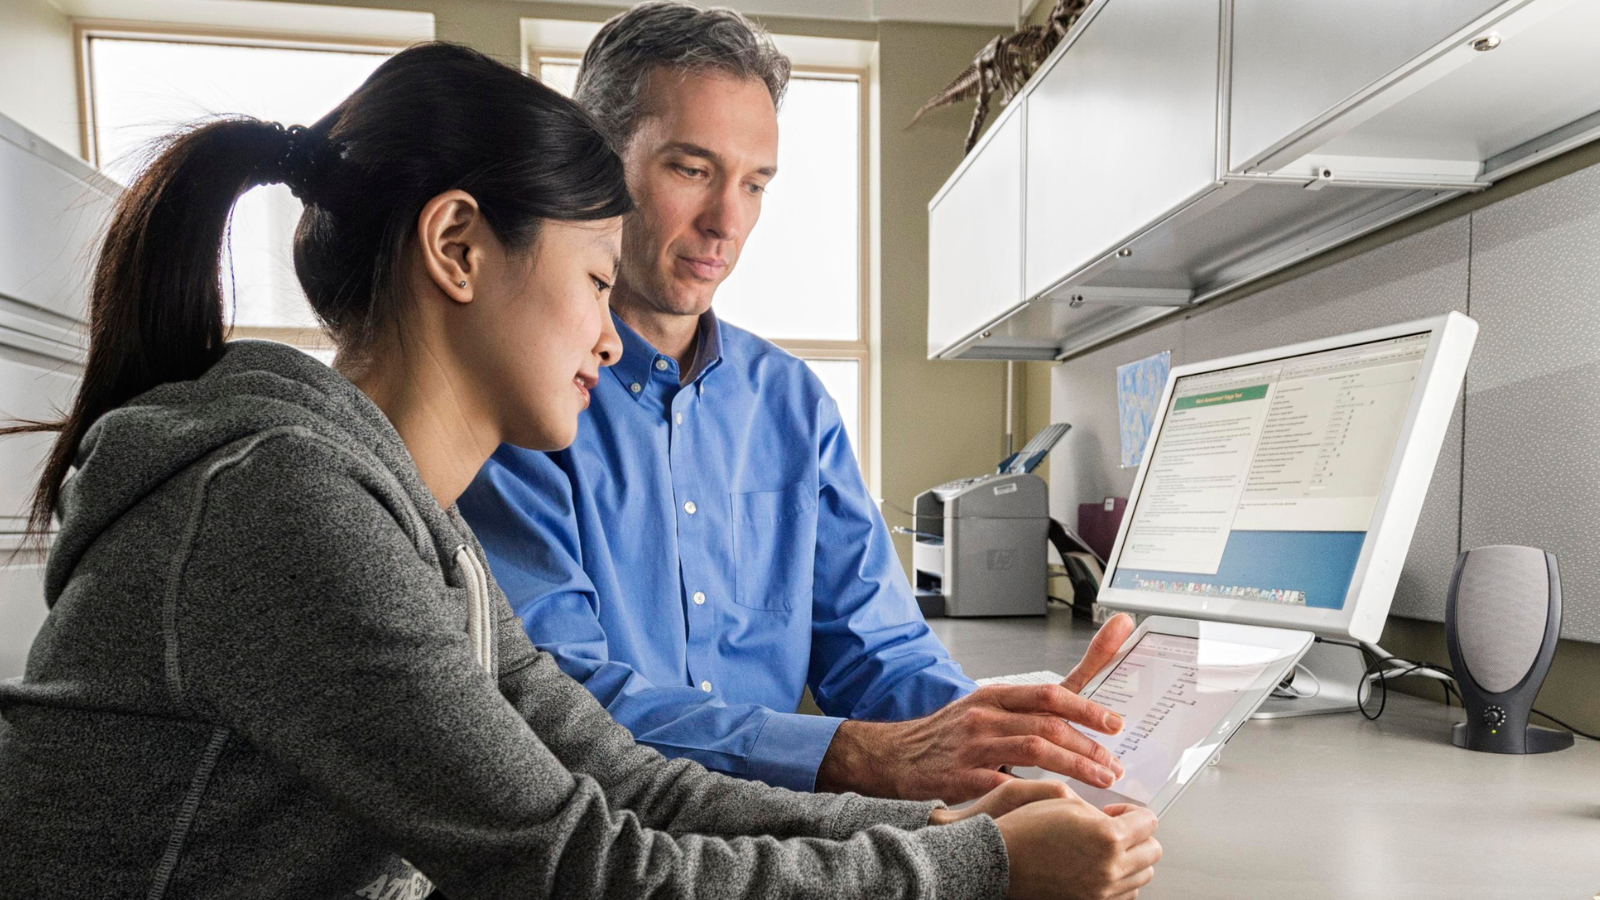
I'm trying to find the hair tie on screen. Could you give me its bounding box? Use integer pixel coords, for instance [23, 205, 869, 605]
[264, 121, 344, 203]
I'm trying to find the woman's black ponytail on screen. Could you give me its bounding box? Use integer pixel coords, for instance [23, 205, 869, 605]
[4, 42, 632, 540]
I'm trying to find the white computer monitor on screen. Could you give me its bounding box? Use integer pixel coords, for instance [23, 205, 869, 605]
[1097, 312, 1477, 645]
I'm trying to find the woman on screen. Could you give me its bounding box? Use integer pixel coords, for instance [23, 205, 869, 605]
[0, 43, 1159, 899]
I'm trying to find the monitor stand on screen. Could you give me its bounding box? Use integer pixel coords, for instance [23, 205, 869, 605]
[1252, 638, 1368, 719]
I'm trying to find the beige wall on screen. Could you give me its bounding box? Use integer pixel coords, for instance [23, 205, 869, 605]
[873, 21, 1012, 570]
[0, 0, 81, 159]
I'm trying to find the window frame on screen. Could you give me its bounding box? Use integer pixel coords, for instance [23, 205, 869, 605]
[532, 57, 873, 475]
[75, 21, 404, 351]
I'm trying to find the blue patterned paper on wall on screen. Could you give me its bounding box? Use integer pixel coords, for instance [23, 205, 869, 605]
[1116, 350, 1171, 468]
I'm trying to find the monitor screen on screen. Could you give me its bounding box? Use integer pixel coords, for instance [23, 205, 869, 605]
[1107, 332, 1431, 612]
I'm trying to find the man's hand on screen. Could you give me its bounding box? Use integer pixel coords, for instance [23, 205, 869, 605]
[1060, 612, 1136, 695]
[816, 614, 1138, 803]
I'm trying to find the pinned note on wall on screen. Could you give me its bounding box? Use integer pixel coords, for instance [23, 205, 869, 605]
[1116, 350, 1171, 468]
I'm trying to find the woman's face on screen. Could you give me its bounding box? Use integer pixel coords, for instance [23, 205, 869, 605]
[469, 217, 624, 451]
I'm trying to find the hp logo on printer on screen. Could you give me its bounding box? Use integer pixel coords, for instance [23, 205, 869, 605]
[986, 549, 1017, 570]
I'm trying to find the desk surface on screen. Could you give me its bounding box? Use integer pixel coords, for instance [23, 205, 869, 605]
[926, 609, 1600, 900]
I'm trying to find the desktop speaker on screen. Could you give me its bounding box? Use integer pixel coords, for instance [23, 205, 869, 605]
[1444, 545, 1573, 754]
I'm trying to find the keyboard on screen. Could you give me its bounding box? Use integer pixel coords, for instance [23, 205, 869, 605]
[975, 670, 1066, 686]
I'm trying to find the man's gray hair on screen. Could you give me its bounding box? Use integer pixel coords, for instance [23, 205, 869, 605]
[574, 1, 791, 147]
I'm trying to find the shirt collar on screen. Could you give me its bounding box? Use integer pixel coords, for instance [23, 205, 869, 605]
[608, 310, 724, 400]
[683, 309, 724, 384]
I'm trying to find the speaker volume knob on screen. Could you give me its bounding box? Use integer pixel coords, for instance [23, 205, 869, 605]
[1482, 705, 1507, 728]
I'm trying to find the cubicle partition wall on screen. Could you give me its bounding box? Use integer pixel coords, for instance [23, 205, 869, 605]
[1049, 156, 1600, 645]
[0, 113, 114, 678]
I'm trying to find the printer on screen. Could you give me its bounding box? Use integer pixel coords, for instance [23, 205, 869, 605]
[912, 472, 1050, 617]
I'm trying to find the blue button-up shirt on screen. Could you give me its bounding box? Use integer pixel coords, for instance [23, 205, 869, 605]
[459, 311, 975, 791]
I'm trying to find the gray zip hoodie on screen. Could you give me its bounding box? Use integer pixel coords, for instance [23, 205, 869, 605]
[0, 340, 1009, 900]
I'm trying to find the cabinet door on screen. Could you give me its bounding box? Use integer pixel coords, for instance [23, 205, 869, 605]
[0, 561, 46, 679]
[1229, 0, 1506, 173]
[1024, 0, 1221, 301]
[0, 125, 113, 325]
[0, 350, 78, 534]
[927, 104, 1025, 358]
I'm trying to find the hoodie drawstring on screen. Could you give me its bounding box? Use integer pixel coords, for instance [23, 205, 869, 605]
[453, 546, 494, 675]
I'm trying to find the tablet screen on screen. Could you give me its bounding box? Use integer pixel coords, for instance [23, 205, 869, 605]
[1076, 632, 1280, 804]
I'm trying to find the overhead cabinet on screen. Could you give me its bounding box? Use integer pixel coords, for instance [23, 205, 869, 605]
[927, 105, 1024, 358]
[928, 0, 1600, 360]
[0, 114, 109, 539]
[0, 113, 107, 679]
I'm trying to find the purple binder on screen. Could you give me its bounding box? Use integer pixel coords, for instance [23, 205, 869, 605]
[1077, 497, 1128, 562]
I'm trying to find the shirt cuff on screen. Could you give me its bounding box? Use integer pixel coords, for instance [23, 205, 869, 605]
[825, 794, 944, 838]
[913, 814, 1010, 900]
[746, 710, 845, 792]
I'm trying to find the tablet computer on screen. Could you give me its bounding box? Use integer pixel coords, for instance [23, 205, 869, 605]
[1015, 616, 1313, 817]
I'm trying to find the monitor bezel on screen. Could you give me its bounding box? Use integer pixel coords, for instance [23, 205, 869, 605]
[1096, 312, 1478, 643]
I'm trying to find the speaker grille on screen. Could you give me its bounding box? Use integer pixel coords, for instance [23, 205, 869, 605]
[1455, 545, 1550, 694]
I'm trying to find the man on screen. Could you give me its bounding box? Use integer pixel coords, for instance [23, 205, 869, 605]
[460, 0, 1131, 802]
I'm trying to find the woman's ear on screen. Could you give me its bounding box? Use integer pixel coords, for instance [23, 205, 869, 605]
[416, 190, 487, 304]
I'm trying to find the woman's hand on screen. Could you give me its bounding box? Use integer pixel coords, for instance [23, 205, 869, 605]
[996, 793, 1161, 900]
[927, 778, 1074, 826]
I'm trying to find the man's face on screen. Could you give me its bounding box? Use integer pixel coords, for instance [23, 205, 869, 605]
[614, 68, 780, 318]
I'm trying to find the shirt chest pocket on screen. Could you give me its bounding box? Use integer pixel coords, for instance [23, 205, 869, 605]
[730, 482, 818, 611]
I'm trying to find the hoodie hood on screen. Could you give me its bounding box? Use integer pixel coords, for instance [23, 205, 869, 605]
[46, 340, 444, 608]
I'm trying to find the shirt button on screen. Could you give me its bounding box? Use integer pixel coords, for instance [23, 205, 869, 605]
[655, 359, 670, 371]
[693, 591, 706, 605]
[683, 501, 697, 515]
[700, 680, 712, 692]
[697, 383, 704, 396]
[675, 412, 684, 425]
[630, 382, 642, 393]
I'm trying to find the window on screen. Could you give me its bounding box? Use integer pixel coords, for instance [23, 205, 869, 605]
[537, 57, 581, 97]
[82, 29, 397, 351]
[534, 58, 871, 471]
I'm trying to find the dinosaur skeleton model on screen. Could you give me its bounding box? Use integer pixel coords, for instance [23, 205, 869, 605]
[910, 0, 1091, 154]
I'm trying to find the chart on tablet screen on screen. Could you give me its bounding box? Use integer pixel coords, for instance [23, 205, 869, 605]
[1076, 633, 1274, 803]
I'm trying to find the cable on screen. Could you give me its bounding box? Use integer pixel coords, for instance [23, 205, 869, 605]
[1374, 662, 1460, 709]
[1363, 659, 1598, 739]
[1321, 644, 1600, 742]
[1315, 636, 1385, 720]
[1366, 645, 1454, 684]
[1357, 644, 1387, 720]
[1530, 709, 1600, 742]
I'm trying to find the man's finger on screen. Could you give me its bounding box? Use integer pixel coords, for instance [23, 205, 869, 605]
[986, 735, 1120, 788]
[1062, 613, 1135, 694]
[987, 711, 1125, 775]
[950, 766, 1012, 805]
[987, 683, 1123, 735]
